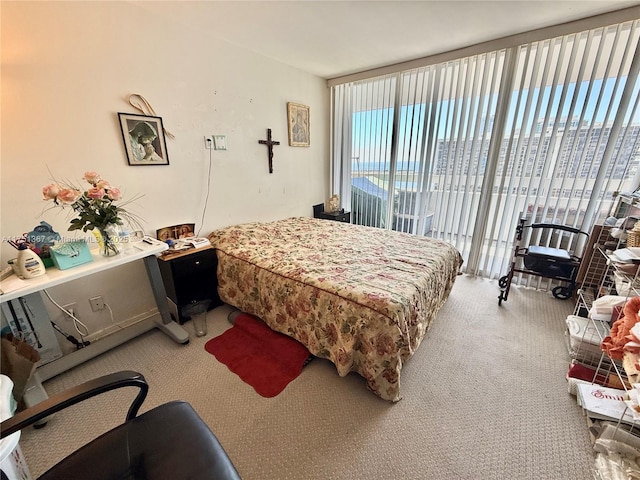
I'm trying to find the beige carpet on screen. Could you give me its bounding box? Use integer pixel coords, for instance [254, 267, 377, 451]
[18, 275, 594, 479]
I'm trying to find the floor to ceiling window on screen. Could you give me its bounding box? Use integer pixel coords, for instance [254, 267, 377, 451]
[331, 17, 640, 280]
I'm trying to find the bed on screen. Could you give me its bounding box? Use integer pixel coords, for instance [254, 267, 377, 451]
[207, 217, 463, 401]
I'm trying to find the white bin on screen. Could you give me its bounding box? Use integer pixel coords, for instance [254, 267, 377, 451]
[0, 375, 33, 480]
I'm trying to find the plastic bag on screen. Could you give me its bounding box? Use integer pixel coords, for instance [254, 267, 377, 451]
[593, 439, 640, 480]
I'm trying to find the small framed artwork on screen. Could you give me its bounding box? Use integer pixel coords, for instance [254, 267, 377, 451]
[287, 102, 310, 147]
[118, 112, 170, 166]
[156, 223, 195, 242]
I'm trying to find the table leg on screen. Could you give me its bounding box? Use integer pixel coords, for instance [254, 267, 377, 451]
[143, 255, 189, 344]
[22, 372, 51, 427]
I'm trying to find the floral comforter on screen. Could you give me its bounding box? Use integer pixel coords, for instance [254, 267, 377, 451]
[208, 217, 463, 401]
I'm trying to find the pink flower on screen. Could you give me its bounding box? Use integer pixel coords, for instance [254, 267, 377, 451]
[86, 187, 105, 200]
[42, 183, 61, 200]
[83, 171, 100, 185]
[107, 187, 122, 201]
[57, 188, 81, 204]
[41, 171, 141, 235]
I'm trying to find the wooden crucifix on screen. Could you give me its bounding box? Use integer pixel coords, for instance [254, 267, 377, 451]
[258, 128, 280, 174]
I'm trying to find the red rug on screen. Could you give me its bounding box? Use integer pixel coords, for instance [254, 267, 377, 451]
[204, 312, 311, 397]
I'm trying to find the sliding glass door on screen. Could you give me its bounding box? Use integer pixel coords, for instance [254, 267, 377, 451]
[332, 19, 640, 280]
[482, 22, 640, 280]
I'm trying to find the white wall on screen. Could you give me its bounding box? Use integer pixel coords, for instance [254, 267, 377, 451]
[1, 1, 328, 339]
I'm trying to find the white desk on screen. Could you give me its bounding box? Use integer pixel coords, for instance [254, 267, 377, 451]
[0, 238, 189, 410]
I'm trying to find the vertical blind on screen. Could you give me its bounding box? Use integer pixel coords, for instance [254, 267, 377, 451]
[331, 19, 640, 280]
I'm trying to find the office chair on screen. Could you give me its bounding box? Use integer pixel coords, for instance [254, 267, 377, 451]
[0, 370, 241, 480]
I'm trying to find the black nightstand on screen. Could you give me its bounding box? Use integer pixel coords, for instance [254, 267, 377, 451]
[316, 210, 351, 223]
[158, 246, 222, 324]
[313, 203, 351, 223]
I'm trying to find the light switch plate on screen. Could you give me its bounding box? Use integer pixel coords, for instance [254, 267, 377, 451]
[213, 135, 227, 150]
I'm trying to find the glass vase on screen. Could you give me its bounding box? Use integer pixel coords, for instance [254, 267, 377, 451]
[93, 224, 121, 257]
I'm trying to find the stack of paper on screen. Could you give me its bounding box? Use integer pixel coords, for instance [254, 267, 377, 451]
[576, 383, 638, 426]
[590, 295, 627, 322]
[611, 247, 640, 264]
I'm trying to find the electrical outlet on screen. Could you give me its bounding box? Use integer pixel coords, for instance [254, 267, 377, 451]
[89, 296, 105, 312]
[62, 303, 77, 319]
[204, 136, 214, 150]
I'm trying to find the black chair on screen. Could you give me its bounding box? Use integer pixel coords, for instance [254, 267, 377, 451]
[0, 370, 241, 480]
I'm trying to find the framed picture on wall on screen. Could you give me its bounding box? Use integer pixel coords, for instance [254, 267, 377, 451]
[118, 112, 170, 166]
[287, 102, 310, 147]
